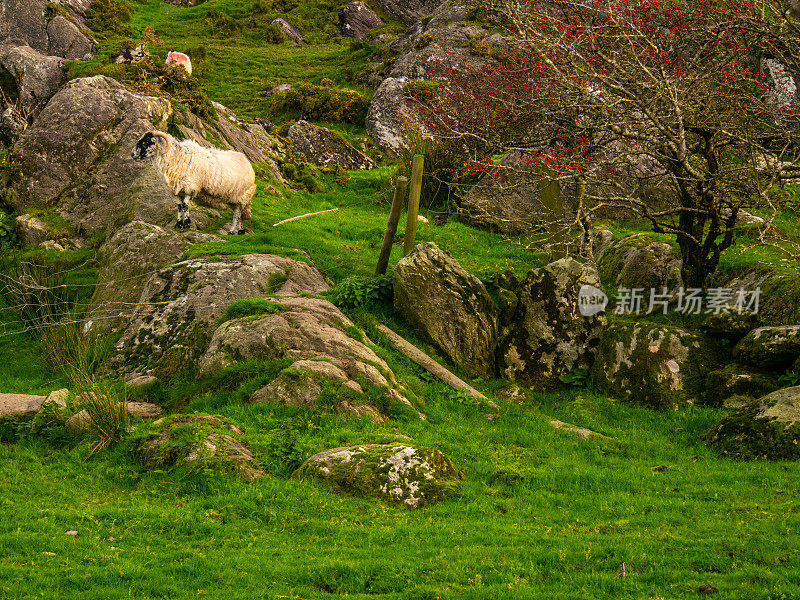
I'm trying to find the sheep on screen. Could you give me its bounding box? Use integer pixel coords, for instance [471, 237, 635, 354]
[131, 131, 255, 234]
[165, 51, 192, 76]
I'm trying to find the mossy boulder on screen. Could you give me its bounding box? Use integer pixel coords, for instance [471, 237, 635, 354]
[394, 242, 499, 379]
[497, 257, 607, 389]
[704, 386, 800, 460]
[293, 443, 464, 508]
[136, 415, 265, 482]
[598, 234, 682, 292]
[591, 321, 723, 408]
[703, 365, 780, 408]
[85, 221, 221, 337]
[250, 360, 387, 423]
[733, 325, 800, 369]
[110, 255, 329, 379]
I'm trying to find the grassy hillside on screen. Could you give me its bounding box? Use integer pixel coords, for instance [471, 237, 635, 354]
[3, 0, 800, 599]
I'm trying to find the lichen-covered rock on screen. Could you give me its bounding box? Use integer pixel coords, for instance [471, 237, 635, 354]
[704, 386, 800, 460]
[598, 234, 683, 293]
[374, 0, 446, 25]
[339, 1, 383, 40]
[365, 77, 410, 156]
[591, 321, 723, 408]
[110, 255, 330, 379]
[288, 120, 375, 171]
[1, 76, 176, 235]
[701, 309, 758, 340]
[0, 0, 94, 59]
[66, 402, 163, 431]
[271, 18, 305, 45]
[200, 297, 395, 394]
[393, 242, 499, 379]
[293, 443, 463, 507]
[46, 15, 94, 60]
[0, 105, 26, 146]
[84, 221, 221, 337]
[497, 257, 606, 389]
[0, 393, 46, 419]
[136, 415, 265, 482]
[703, 365, 779, 408]
[14, 214, 49, 247]
[250, 362, 386, 422]
[0, 42, 67, 115]
[733, 325, 800, 369]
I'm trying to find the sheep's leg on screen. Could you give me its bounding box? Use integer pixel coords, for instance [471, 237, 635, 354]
[230, 205, 245, 235]
[176, 194, 192, 229]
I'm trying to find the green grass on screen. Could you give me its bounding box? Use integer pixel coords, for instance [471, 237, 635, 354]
[6, 1, 800, 598]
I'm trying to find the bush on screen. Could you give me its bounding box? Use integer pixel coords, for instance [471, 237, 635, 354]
[264, 21, 288, 44]
[271, 84, 369, 125]
[126, 62, 217, 120]
[328, 275, 393, 309]
[84, 0, 133, 37]
[0, 206, 18, 250]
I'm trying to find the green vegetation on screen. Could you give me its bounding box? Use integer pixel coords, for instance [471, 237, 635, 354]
[3, 0, 800, 598]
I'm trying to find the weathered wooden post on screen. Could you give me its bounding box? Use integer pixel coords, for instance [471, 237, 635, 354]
[375, 176, 408, 276]
[403, 154, 425, 257]
[537, 166, 567, 261]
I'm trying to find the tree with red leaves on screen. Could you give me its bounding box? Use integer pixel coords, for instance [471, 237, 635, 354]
[411, 0, 800, 287]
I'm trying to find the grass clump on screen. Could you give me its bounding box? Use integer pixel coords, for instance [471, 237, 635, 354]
[221, 298, 287, 322]
[271, 83, 369, 124]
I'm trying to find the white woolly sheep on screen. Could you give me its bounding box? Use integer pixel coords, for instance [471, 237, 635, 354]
[131, 131, 256, 234]
[165, 51, 192, 75]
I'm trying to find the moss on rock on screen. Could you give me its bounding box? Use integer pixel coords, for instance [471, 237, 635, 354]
[591, 321, 723, 409]
[704, 386, 800, 460]
[136, 415, 265, 482]
[703, 364, 779, 408]
[293, 443, 464, 508]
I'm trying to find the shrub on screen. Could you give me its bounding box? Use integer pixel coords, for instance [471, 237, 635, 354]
[328, 274, 393, 309]
[264, 21, 288, 44]
[84, 0, 133, 37]
[126, 62, 217, 120]
[271, 84, 369, 125]
[0, 206, 18, 250]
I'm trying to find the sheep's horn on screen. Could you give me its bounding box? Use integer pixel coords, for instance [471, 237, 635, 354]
[151, 130, 172, 153]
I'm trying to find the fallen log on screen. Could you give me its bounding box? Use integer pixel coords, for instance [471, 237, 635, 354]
[375, 323, 498, 409]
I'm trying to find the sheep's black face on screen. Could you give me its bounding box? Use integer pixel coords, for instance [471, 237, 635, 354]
[131, 132, 157, 160]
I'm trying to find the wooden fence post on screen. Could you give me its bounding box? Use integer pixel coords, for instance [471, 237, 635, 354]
[537, 166, 567, 261]
[403, 154, 425, 257]
[375, 176, 408, 276]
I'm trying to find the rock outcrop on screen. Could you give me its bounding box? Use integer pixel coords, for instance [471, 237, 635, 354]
[365, 77, 410, 156]
[1, 76, 177, 235]
[375, 0, 446, 25]
[0, 42, 67, 115]
[136, 415, 265, 482]
[110, 254, 330, 379]
[271, 18, 305, 45]
[705, 386, 800, 460]
[287, 120, 375, 170]
[733, 325, 800, 369]
[293, 443, 463, 507]
[85, 221, 222, 336]
[703, 365, 779, 408]
[394, 242, 499, 379]
[591, 322, 723, 408]
[497, 257, 607, 388]
[0, 0, 94, 60]
[0, 393, 46, 419]
[339, 2, 383, 41]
